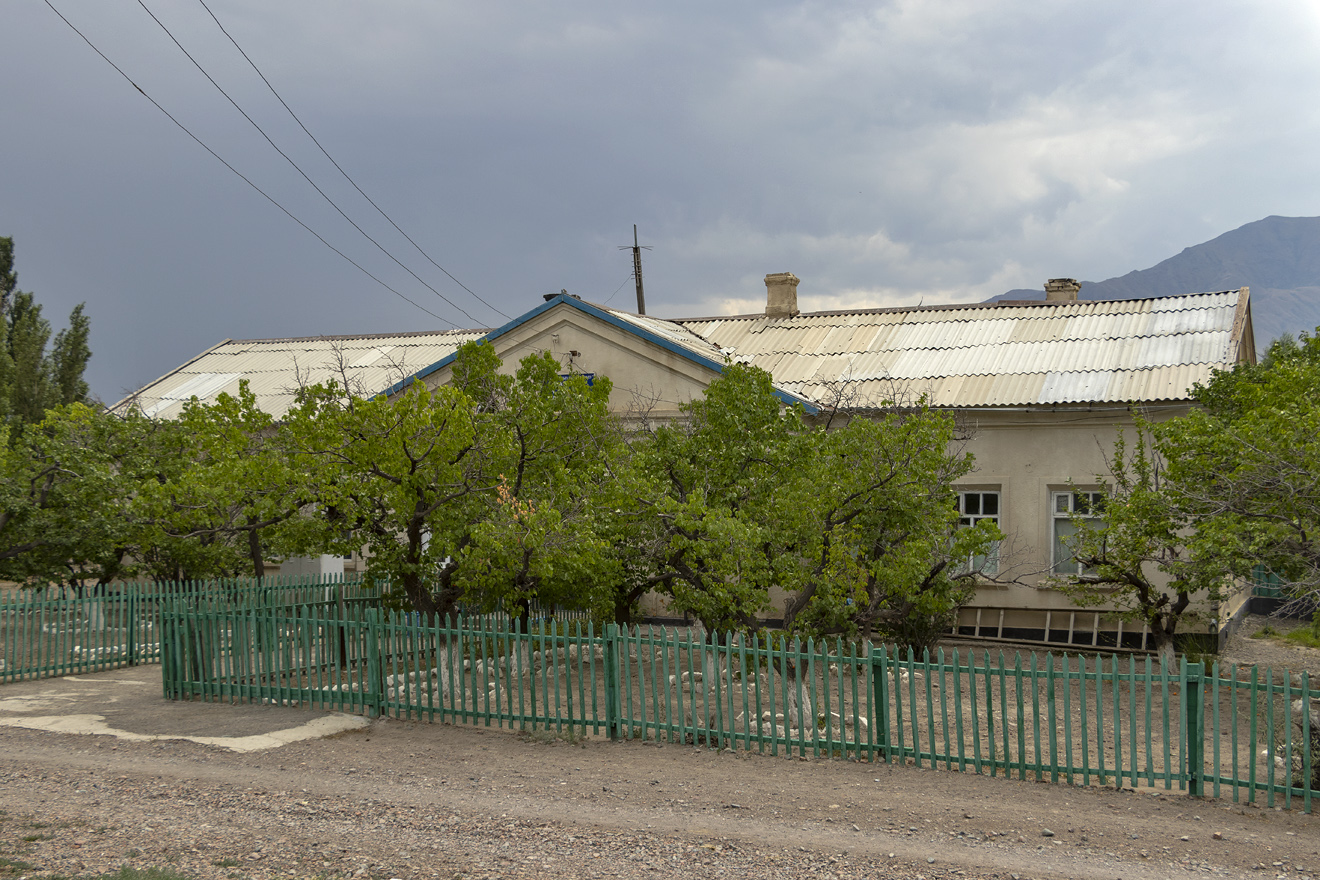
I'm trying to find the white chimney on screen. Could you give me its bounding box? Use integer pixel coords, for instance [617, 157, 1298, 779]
[1045, 278, 1081, 302]
[765, 272, 800, 318]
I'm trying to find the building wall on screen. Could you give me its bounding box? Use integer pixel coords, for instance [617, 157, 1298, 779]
[639, 401, 1243, 645]
[954, 403, 1238, 645]
[417, 305, 721, 420]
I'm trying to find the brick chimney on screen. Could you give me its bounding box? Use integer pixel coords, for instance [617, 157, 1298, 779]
[1045, 278, 1081, 302]
[765, 272, 800, 317]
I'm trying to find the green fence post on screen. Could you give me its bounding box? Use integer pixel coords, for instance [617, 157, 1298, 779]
[603, 623, 620, 741]
[1185, 660, 1205, 797]
[127, 591, 138, 667]
[366, 608, 384, 719]
[871, 646, 890, 763]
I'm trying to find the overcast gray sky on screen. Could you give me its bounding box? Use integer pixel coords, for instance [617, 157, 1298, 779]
[5, 1, 1320, 401]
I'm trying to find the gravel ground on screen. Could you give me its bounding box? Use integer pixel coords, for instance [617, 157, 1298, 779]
[1222, 616, 1320, 680]
[3, 710, 1320, 880]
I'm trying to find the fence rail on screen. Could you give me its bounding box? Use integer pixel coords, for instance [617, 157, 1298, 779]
[0, 574, 374, 682]
[159, 607, 1320, 812]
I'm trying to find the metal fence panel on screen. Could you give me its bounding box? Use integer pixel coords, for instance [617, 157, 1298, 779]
[153, 609, 1320, 813]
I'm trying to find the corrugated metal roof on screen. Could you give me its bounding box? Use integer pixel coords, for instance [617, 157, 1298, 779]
[118, 329, 487, 420]
[670, 289, 1247, 408]
[124, 289, 1249, 419]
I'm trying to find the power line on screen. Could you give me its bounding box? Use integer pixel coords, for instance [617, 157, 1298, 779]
[601, 273, 636, 307]
[193, 0, 510, 322]
[133, 0, 484, 326]
[42, 0, 452, 327]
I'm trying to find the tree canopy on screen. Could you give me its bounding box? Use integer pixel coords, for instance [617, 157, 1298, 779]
[2, 333, 995, 652]
[0, 237, 92, 426]
[1157, 332, 1320, 608]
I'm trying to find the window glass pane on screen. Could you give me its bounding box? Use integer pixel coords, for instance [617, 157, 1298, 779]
[1073, 492, 1090, 515]
[1055, 493, 1070, 515]
[982, 493, 998, 516]
[1053, 517, 1078, 574]
[964, 493, 980, 515]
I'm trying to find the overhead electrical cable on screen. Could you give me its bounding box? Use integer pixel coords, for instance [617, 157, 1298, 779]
[42, 0, 452, 326]
[133, 0, 482, 326]
[601, 274, 636, 306]
[194, 0, 510, 322]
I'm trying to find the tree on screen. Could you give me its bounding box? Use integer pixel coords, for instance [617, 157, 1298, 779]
[283, 375, 479, 618]
[633, 363, 808, 634]
[1052, 425, 1237, 665]
[1157, 332, 1320, 609]
[451, 344, 624, 626]
[0, 237, 92, 425]
[784, 407, 1001, 651]
[131, 382, 311, 578]
[0, 404, 140, 588]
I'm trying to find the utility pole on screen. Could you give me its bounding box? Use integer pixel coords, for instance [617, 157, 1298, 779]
[619, 225, 651, 315]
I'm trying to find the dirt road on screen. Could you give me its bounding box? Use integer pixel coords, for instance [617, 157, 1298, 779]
[2, 695, 1318, 880]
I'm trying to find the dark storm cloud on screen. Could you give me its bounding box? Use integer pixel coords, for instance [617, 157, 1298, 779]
[4, 1, 1320, 400]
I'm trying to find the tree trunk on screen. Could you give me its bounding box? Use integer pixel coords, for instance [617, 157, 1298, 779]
[247, 520, 265, 578]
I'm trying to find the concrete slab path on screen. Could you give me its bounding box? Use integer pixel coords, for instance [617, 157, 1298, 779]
[0, 664, 367, 751]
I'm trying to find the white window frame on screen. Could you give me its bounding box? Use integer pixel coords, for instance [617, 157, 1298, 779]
[956, 490, 1000, 574]
[1051, 490, 1105, 576]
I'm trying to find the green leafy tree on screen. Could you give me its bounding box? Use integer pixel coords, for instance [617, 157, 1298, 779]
[283, 375, 481, 618]
[451, 345, 624, 625]
[1157, 332, 1320, 609]
[634, 364, 808, 634]
[131, 382, 310, 578]
[0, 404, 141, 588]
[0, 237, 92, 425]
[785, 409, 1001, 651]
[1052, 425, 1237, 665]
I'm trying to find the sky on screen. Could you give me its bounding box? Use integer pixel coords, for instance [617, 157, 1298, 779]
[5, 1, 1320, 403]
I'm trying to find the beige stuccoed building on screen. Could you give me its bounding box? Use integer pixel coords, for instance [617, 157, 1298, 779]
[123, 274, 1256, 649]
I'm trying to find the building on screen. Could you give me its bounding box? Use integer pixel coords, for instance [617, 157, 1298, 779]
[122, 275, 1256, 647]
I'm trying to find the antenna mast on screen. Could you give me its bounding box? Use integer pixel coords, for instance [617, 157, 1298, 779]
[619, 225, 651, 315]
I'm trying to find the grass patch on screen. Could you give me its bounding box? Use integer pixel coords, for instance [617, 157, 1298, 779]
[517, 726, 586, 747]
[20, 834, 50, 843]
[0, 857, 37, 877]
[211, 858, 240, 868]
[1254, 613, 1320, 649]
[98, 868, 195, 880]
[1283, 628, 1320, 649]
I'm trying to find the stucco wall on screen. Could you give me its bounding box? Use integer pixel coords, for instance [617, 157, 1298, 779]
[418, 304, 720, 420]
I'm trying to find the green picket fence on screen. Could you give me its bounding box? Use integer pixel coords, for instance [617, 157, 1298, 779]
[158, 609, 1320, 812]
[0, 574, 373, 682]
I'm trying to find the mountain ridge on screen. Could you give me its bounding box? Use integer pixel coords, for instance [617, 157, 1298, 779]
[995, 215, 1320, 354]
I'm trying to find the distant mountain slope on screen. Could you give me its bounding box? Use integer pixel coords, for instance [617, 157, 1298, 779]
[996, 216, 1320, 355]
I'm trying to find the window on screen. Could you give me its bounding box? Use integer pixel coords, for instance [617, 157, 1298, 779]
[957, 491, 1000, 574]
[1051, 490, 1104, 576]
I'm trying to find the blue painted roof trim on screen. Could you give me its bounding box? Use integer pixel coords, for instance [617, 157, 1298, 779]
[378, 294, 819, 414]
